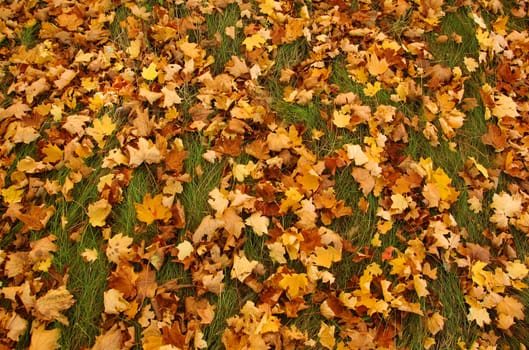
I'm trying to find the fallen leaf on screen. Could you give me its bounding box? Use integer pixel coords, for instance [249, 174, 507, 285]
[135, 193, 172, 225]
[88, 199, 112, 227]
[29, 322, 60, 350]
[34, 286, 75, 325]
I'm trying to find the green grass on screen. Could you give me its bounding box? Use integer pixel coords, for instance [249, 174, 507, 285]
[181, 134, 225, 231]
[205, 3, 245, 74]
[48, 170, 108, 348]
[113, 166, 155, 237]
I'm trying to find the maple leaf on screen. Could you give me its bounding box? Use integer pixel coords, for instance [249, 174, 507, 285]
[104, 288, 130, 314]
[91, 325, 123, 350]
[54, 69, 77, 90]
[29, 322, 60, 350]
[467, 304, 491, 327]
[63, 114, 91, 136]
[226, 55, 250, 78]
[243, 33, 266, 51]
[496, 296, 525, 321]
[12, 124, 40, 144]
[231, 252, 258, 282]
[352, 167, 375, 195]
[311, 246, 341, 268]
[127, 138, 163, 167]
[88, 199, 112, 227]
[505, 260, 529, 280]
[318, 322, 336, 350]
[413, 275, 430, 298]
[161, 84, 182, 107]
[279, 272, 309, 299]
[492, 93, 519, 119]
[280, 187, 303, 213]
[25, 77, 50, 104]
[34, 286, 75, 325]
[141, 62, 158, 81]
[29, 234, 57, 267]
[81, 248, 98, 263]
[135, 193, 172, 225]
[86, 114, 116, 148]
[192, 215, 224, 243]
[367, 53, 389, 76]
[6, 312, 28, 341]
[176, 240, 194, 261]
[208, 188, 229, 216]
[245, 212, 269, 236]
[42, 144, 63, 163]
[106, 233, 134, 264]
[332, 108, 351, 128]
[427, 311, 445, 335]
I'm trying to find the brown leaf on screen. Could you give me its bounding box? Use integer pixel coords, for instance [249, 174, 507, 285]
[482, 124, 507, 150]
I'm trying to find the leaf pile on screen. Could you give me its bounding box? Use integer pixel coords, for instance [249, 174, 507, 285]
[1, 0, 529, 349]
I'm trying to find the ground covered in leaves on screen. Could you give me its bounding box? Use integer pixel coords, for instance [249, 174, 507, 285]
[1, 0, 529, 349]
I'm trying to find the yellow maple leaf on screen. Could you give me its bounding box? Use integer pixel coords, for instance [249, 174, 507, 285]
[296, 169, 320, 193]
[135, 193, 172, 225]
[427, 311, 445, 335]
[86, 114, 116, 148]
[242, 33, 266, 51]
[467, 304, 491, 327]
[311, 246, 341, 268]
[279, 272, 309, 299]
[318, 322, 336, 350]
[364, 81, 381, 97]
[413, 274, 430, 298]
[42, 144, 63, 163]
[1, 186, 25, 204]
[505, 260, 529, 280]
[280, 187, 303, 213]
[141, 62, 158, 81]
[127, 39, 142, 59]
[88, 199, 112, 227]
[29, 322, 60, 350]
[332, 108, 350, 128]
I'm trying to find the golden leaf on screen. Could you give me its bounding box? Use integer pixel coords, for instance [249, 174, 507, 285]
[318, 322, 336, 350]
[29, 323, 60, 350]
[135, 193, 172, 225]
[242, 33, 266, 51]
[88, 199, 112, 227]
[141, 62, 158, 81]
[279, 272, 309, 299]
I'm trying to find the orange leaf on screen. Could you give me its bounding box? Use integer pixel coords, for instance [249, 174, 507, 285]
[135, 193, 172, 225]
